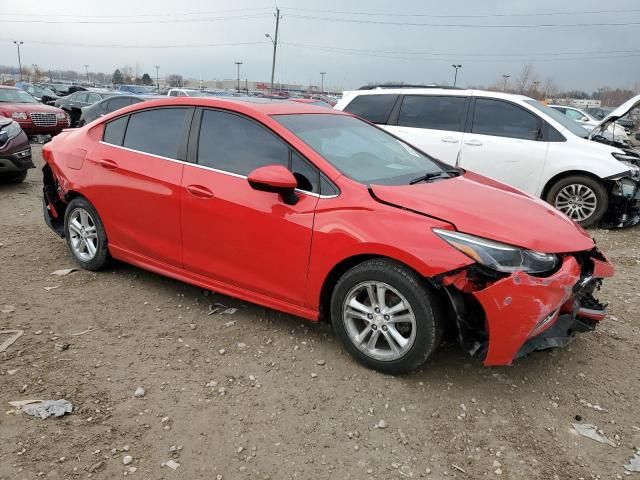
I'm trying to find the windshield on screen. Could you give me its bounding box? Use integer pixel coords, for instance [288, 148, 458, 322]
[0, 88, 39, 104]
[274, 114, 446, 185]
[525, 100, 589, 138]
[32, 85, 57, 97]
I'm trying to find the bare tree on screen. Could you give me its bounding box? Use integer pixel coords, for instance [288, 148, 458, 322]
[515, 63, 539, 96]
[542, 76, 560, 101]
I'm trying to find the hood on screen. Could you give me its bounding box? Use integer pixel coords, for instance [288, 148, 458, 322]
[0, 102, 65, 114]
[370, 172, 594, 254]
[589, 94, 640, 139]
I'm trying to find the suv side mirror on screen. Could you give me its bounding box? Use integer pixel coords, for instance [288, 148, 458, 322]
[247, 165, 299, 205]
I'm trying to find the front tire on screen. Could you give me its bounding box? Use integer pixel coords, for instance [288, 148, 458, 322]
[545, 175, 608, 227]
[63, 197, 110, 270]
[330, 259, 443, 375]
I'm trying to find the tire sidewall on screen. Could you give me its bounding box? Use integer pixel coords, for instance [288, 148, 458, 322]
[63, 197, 110, 270]
[546, 175, 608, 228]
[330, 259, 441, 375]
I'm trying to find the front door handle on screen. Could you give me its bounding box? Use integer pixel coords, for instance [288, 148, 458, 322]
[441, 137, 459, 143]
[99, 158, 118, 169]
[186, 184, 214, 199]
[464, 139, 483, 147]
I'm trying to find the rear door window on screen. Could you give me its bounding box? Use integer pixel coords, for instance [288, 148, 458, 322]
[197, 109, 289, 175]
[107, 97, 135, 111]
[471, 99, 541, 141]
[343, 94, 398, 124]
[123, 108, 191, 159]
[103, 116, 129, 146]
[398, 95, 468, 131]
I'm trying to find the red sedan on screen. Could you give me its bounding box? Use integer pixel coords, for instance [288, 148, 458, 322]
[0, 86, 70, 137]
[42, 97, 613, 374]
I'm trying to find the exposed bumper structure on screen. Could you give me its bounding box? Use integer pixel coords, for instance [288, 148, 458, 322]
[441, 250, 614, 366]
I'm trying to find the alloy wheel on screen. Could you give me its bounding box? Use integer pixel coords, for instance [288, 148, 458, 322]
[68, 207, 99, 262]
[554, 183, 598, 222]
[342, 281, 417, 361]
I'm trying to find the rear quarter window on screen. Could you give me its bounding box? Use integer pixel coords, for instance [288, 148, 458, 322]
[102, 116, 128, 146]
[343, 94, 398, 124]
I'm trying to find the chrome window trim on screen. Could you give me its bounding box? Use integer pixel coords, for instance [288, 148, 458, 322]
[98, 141, 339, 199]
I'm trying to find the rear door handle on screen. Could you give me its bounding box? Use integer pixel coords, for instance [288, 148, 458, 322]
[464, 139, 483, 147]
[99, 158, 118, 169]
[441, 137, 459, 143]
[186, 184, 214, 199]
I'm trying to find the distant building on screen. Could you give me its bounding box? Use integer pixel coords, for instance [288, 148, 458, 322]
[555, 98, 602, 109]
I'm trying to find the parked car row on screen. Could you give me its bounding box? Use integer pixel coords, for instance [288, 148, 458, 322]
[335, 86, 640, 228]
[41, 96, 614, 373]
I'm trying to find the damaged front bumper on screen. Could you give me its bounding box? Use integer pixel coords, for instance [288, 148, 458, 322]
[440, 249, 614, 366]
[602, 170, 640, 229]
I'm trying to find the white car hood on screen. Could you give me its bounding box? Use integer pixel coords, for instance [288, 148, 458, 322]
[589, 94, 640, 139]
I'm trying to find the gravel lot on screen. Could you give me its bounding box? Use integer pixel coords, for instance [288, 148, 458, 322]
[1, 146, 639, 479]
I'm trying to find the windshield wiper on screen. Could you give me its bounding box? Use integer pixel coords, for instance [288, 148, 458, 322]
[409, 168, 461, 185]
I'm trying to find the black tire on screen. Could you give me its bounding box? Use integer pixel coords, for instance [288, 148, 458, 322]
[2, 171, 28, 184]
[545, 175, 608, 228]
[330, 259, 443, 375]
[63, 197, 110, 271]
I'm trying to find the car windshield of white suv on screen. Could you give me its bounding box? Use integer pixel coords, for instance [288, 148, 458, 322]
[0, 89, 39, 104]
[525, 100, 589, 138]
[274, 114, 454, 185]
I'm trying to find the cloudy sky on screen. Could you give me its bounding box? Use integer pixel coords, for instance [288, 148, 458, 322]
[1, 0, 639, 92]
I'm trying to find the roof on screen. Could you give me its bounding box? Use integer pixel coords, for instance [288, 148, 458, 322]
[343, 86, 533, 103]
[137, 96, 345, 116]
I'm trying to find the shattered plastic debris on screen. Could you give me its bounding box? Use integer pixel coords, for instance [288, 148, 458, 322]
[165, 459, 180, 470]
[0, 330, 24, 353]
[572, 423, 616, 447]
[624, 452, 640, 472]
[51, 268, 77, 276]
[44, 285, 60, 291]
[220, 308, 237, 315]
[20, 399, 73, 419]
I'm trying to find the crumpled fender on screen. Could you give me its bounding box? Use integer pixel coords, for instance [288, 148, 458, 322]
[474, 257, 581, 366]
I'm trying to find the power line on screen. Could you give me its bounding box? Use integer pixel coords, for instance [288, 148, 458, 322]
[0, 38, 268, 49]
[1, 13, 271, 24]
[0, 7, 272, 18]
[281, 6, 640, 18]
[285, 14, 640, 28]
[282, 42, 640, 58]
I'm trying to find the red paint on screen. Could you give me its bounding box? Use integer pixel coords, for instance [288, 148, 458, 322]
[42, 97, 613, 366]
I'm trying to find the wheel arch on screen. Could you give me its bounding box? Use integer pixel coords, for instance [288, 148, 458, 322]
[541, 170, 608, 200]
[318, 254, 440, 323]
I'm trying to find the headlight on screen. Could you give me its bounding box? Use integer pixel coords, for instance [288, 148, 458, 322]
[1, 121, 22, 141]
[433, 229, 558, 274]
[12, 112, 27, 120]
[612, 152, 640, 163]
[56, 112, 67, 120]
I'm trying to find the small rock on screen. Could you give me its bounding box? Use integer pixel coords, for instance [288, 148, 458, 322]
[134, 387, 145, 397]
[316, 359, 326, 366]
[128, 467, 137, 473]
[376, 419, 387, 429]
[495, 468, 503, 475]
[218, 349, 226, 355]
[122, 455, 133, 465]
[55, 342, 70, 352]
[310, 373, 318, 378]
[493, 460, 502, 468]
[165, 459, 180, 470]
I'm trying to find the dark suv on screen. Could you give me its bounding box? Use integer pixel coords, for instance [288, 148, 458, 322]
[0, 118, 33, 183]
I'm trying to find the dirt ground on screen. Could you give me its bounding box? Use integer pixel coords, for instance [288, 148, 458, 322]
[1, 146, 639, 480]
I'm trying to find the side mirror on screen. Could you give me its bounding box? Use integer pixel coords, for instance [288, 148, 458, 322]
[247, 165, 299, 205]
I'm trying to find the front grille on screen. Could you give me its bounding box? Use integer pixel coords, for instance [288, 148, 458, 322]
[29, 112, 57, 127]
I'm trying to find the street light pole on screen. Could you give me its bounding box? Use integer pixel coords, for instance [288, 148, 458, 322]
[32, 64, 38, 82]
[13, 41, 24, 82]
[502, 74, 511, 92]
[266, 7, 281, 94]
[154, 65, 160, 91]
[320, 72, 326, 95]
[84, 64, 90, 83]
[235, 62, 243, 93]
[451, 64, 462, 87]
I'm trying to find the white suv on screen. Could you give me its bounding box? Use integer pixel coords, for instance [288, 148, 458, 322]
[335, 87, 640, 228]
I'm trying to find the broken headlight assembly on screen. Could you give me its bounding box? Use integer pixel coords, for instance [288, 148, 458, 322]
[612, 177, 639, 199]
[433, 229, 558, 274]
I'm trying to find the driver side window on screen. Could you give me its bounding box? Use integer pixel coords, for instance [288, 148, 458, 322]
[472, 99, 541, 141]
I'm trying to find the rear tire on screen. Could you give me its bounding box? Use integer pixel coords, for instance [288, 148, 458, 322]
[330, 259, 443, 375]
[545, 175, 608, 228]
[2, 171, 28, 184]
[63, 197, 110, 271]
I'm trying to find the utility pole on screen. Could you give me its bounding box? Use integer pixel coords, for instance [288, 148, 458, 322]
[265, 7, 281, 94]
[84, 64, 90, 83]
[502, 74, 511, 92]
[13, 41, 24, 82]
[235, 61, 243, 93]
[451, 64, 462, 87]
[32, 64, 38, 82]
[320, 72, 326, 95]
[154, 65, 160, 91]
